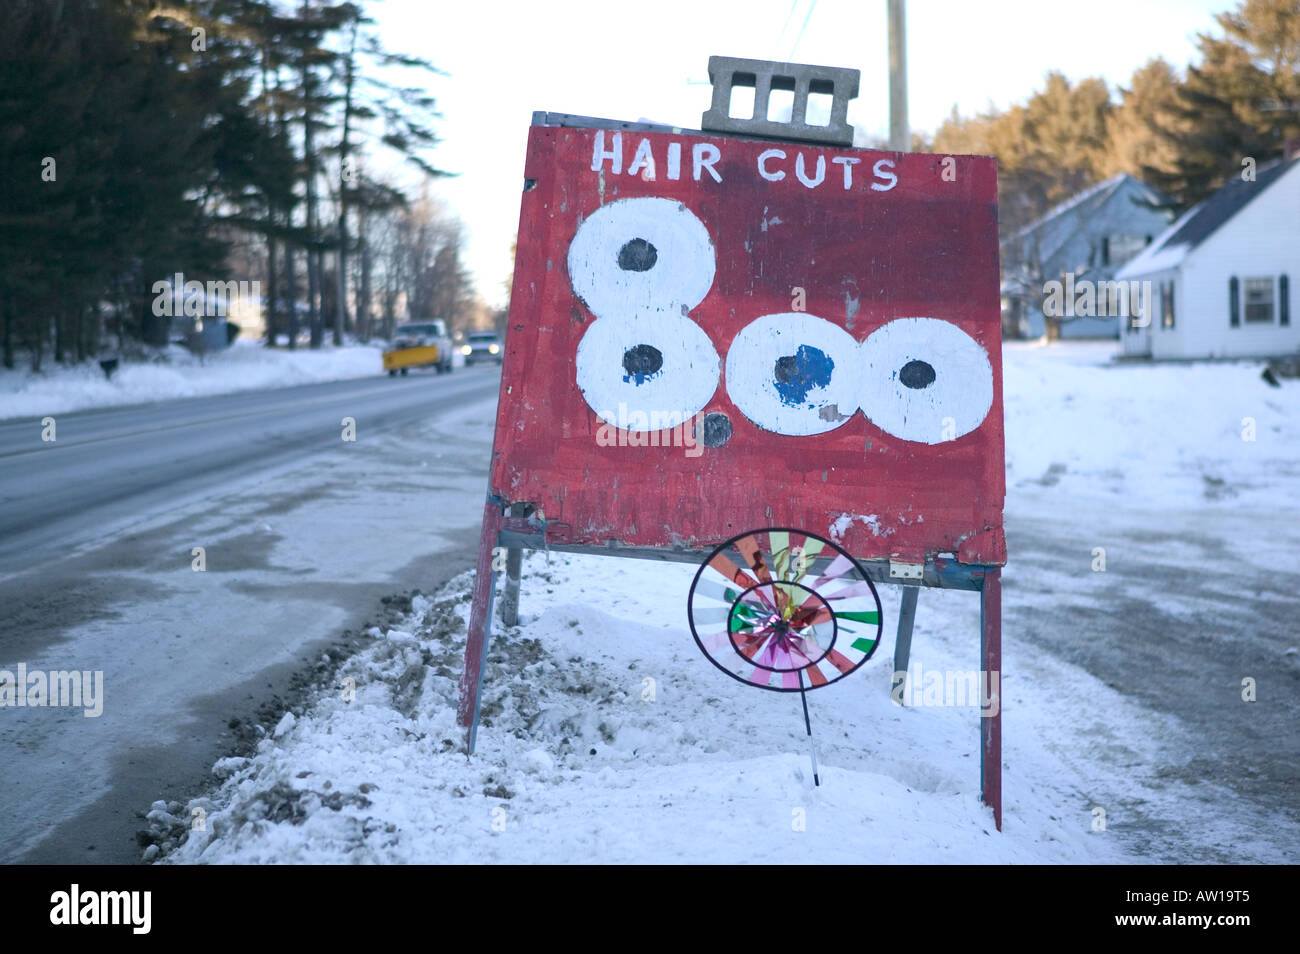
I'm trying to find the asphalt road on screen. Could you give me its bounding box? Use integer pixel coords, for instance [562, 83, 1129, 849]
[0, 371, 497, 568]
[0, 367, 501, 863]
[1002, 498, 1300, 861]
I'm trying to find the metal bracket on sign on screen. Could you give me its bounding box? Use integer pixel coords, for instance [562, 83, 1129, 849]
[889, 559, 924, 581]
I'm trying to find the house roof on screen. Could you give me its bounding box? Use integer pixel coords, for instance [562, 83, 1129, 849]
[1004, 173, 1168, 269]
[1117, 156, 1300, 279]
[1011, 174, 1126, 241]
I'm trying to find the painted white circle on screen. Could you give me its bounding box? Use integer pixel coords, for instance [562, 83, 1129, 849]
[724, 313, 860, 436]
[567, 197, 715, 317]
[857, 317, 993, 444]
[576, 312, 720, 432]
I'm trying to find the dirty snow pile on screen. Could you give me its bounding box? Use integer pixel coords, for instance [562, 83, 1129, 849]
[158, 544, 1262, 865]
[0, 339, 384, 420]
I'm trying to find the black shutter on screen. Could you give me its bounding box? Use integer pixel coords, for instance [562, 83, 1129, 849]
[1230, 276, 1240, 327]
[1282, 275, 1290, 326]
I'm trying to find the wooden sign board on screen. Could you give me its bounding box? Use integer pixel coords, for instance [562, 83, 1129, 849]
[491, 122, 1004, 565]
[460, 114, 1006, 829]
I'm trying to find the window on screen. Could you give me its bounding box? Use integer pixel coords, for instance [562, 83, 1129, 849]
[1244, 278, 1275, 323]
[1282, 275, 1290, 326]
[1161, 280, 1175, 329]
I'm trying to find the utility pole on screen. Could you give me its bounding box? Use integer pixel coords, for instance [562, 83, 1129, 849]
[888, 0, 909, 151]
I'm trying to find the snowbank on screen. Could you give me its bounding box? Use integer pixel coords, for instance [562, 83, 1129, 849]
[0, 340, 385, 420]
[159, 559, 1124, 864]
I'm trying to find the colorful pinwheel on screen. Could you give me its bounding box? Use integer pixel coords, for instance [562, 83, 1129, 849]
[687, 528, 883, 783]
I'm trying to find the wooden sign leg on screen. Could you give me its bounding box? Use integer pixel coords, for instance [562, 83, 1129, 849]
[980, 567, 1002, 830]
[499, 548, 522, 625]
[498, 503, 528, 626]
[456, 499, 504, 753]
[892, 585, 919, 701]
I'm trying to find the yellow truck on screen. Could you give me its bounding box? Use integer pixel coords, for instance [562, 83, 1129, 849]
[383, 320, 454, 376]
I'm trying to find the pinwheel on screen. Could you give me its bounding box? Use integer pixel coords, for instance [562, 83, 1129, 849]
[687, 528, 883, 784]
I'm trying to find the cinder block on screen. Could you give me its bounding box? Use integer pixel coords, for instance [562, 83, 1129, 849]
[701, 55, 860, 146]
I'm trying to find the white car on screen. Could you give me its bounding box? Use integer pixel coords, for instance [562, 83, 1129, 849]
[462, 331, 503, 366]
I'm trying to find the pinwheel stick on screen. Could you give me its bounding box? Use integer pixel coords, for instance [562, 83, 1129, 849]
[799, 670, 820, 787]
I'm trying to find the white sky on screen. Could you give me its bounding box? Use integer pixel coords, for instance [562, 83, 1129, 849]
[373, 0, 1227, 307]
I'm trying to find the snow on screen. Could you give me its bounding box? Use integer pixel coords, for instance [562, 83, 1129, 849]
[154, 341, 1300, 864]
[1002, 340, 1293, 512]
[162, 561, 1091, 863]
[1114, 240, 1190, 278]
[829, 512, 886, 541]
[0, 339, 386, 420]
[212, 758, 251, 780]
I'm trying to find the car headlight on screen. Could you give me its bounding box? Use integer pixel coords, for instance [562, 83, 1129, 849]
[461, 345, 472, 356]
[489, 343, 500, 354]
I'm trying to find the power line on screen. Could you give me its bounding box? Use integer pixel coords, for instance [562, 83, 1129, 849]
[788, 0, 818, 61]
[775, 0, 798, 60]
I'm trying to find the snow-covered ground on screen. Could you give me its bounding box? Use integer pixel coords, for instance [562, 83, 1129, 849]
[1002, 341, 1294, 513]
[148, 342, 1300, 864]
[0, 340, 390, 420]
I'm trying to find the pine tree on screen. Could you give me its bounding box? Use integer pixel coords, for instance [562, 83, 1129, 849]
[1102, 57, 1189, 194]
[1145, 0, 1300, 209]
[933, 72, 1114, 238]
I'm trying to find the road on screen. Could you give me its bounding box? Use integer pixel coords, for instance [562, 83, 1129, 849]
[1001, 494, 1300, 862]
[0, 367, 501, 863]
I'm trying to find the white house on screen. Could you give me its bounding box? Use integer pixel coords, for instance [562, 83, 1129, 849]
[1116, 155, 1299, 360]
